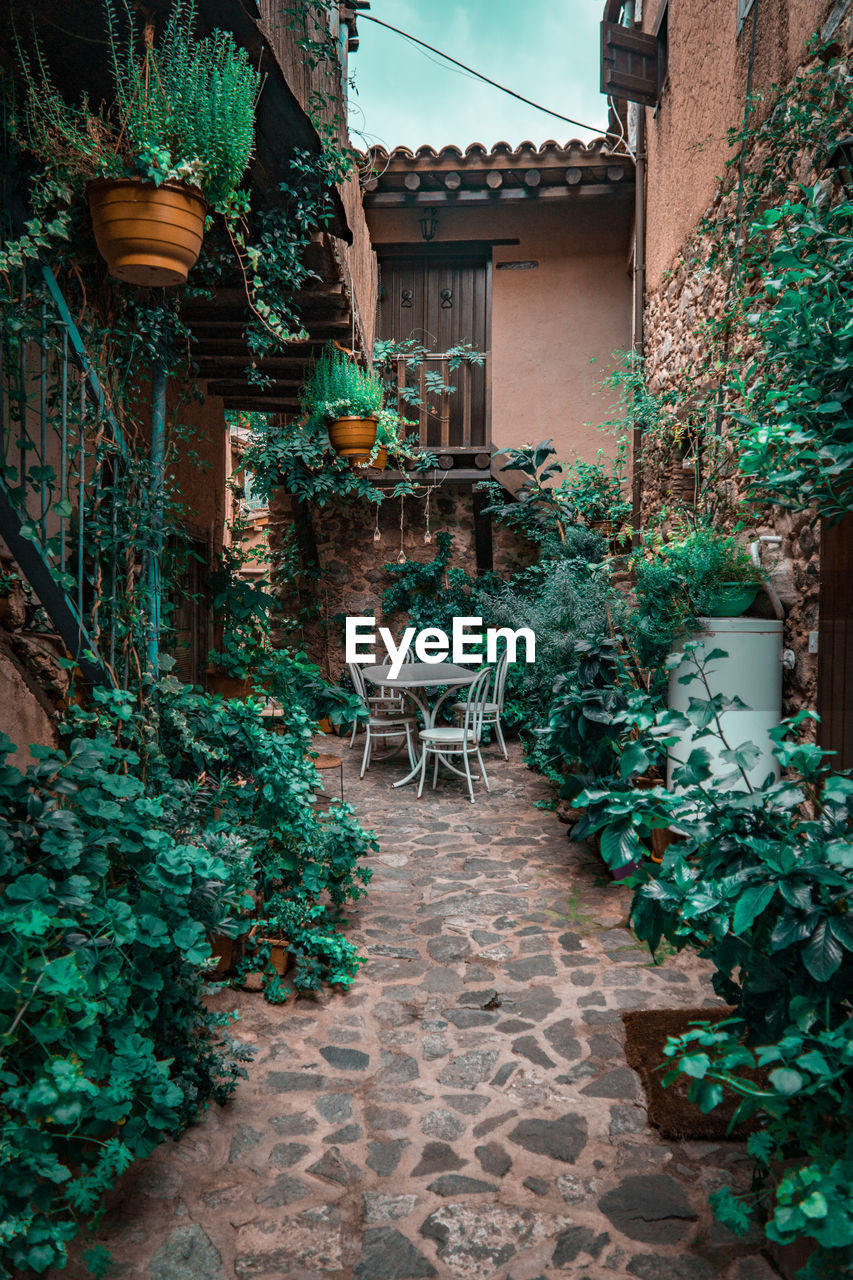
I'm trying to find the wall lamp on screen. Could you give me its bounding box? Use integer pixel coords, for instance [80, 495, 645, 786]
[418, 208, 439, 242]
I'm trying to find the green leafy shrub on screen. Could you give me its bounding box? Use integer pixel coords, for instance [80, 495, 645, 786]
[557, 440, 632, 528]
[17, 0, 260, 211]
[0, 727, 251, 1275]
[476, 557, 614, 739]
[576, 651, 853, 1276]
[0, 674, 376, 1273]
[381, 531, 500, 637]
[663, 1018, 853, 1279]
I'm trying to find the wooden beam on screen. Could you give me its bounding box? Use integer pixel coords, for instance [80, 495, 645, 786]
[222, 398, 302, 412]
[364, 184, 633, 207]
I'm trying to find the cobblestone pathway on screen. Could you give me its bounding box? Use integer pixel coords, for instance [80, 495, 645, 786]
[67, 740, 777, 1280]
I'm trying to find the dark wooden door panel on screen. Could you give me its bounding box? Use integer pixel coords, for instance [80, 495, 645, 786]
[817, 513, 853, 769]
[378, 253, 490, 448]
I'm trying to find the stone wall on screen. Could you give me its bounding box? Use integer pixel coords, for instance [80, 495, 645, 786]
[638, 15, 853, 719]
[268, 483, 534, 681]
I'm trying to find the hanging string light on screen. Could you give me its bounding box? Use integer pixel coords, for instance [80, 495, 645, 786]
[373, 502, 381, 543]
[423, 485, 432, 544]
[397, 494, 406, 564]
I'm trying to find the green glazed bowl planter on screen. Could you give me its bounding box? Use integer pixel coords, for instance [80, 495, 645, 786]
[705, 583, 760, 617]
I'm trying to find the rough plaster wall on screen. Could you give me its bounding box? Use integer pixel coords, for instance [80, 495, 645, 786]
[642, 0, 832, 288]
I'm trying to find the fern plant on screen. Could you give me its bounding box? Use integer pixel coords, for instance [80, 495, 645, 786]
[300, 343, 384, 422]
[16, 0, 260, 211]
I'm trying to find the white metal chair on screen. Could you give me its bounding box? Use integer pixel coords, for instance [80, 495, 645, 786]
[348, 651, 409, 748]
[418, 665, 492, 804]
[452, 649, 509, 759]
[348, 662, 418, 779]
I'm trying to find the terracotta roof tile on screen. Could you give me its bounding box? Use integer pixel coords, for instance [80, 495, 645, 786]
[364, 137, 613, 165]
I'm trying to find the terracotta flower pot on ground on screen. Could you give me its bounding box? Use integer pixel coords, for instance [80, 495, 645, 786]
[86, 178, 207, 286]
[257, 937, 291, 976]
[205, 670, 251, 699]
[327, 416, 378, 461]
[247, 926, 291, 976]
[208, 933, 236, 976]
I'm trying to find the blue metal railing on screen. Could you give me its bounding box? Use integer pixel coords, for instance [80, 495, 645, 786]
[0, 259, 138, 687]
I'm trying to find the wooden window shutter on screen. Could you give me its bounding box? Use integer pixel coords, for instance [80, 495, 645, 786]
[600, 21, 661, 106]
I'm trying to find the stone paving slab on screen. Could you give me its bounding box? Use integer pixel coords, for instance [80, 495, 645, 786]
[59, 741, 774, 1280]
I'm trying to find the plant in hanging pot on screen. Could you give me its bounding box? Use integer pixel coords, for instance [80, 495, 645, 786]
[16, 0, 260, 286]
[300, 344, 384, 462]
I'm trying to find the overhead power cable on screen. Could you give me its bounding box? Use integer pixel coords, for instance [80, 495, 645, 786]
[358, 13, 610, 137]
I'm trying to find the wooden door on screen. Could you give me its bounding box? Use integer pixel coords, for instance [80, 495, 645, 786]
[817, 514, 853, 769]
[378, 250, 490, 449]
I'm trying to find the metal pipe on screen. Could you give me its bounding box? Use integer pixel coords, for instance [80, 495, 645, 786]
[631, 104, 646, 541]
[750, 536, 785, 620]
[77, 381, 85, 626]
[59, 328, 68, 570]
[147, 358, 167, 677]
[39, 304, 47, 543]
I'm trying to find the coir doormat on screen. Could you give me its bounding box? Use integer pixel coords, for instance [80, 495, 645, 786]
[623, 1007, 758, 1141]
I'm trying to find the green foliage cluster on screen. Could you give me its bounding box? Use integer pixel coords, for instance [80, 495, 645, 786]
[572, 647, 853, 1276]
[631, 525, 764, 665]
[557, 440, 632, 528]
[242, 342, 442, 509]
[0, 669, 375, 1274]
[731, 188, 853, 521]
[479, 440, 620, 561]
[477, 558, 613, 747]
[380, 525, 612, 766]
[372, 337, 485, 421]
[17, 0, 259, 211]
[381, 531, 499, 637]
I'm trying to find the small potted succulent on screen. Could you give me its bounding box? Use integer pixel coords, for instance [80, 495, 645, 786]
[17, 0, 260, 285]
[300, 344, 384, 462]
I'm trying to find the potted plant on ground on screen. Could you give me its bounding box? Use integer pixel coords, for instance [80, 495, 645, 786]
[17, 0, 260, 285]
[558, 441, 633, 540]
[632, 524, 766, 663]
[300, 344, 384, 462]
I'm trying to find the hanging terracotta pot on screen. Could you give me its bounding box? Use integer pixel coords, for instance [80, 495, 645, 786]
[328, 416, 378, 461]
[86, 178, 207, 286]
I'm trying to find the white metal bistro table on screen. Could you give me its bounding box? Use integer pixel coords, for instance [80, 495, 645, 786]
[361, 661, 478, 788]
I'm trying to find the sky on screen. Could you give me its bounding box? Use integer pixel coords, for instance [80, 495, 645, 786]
[348, 0, 608, 154]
